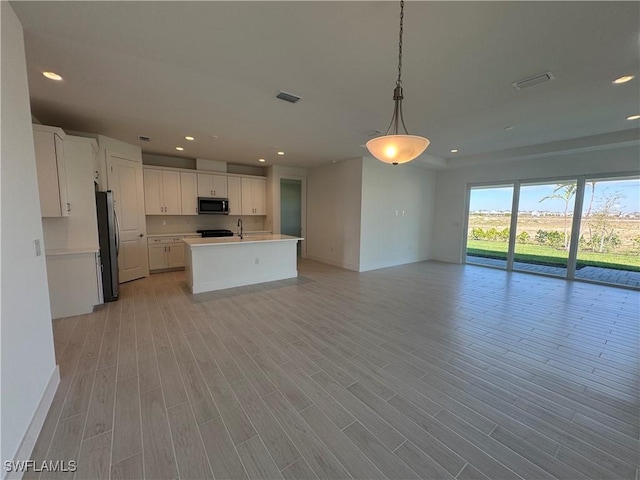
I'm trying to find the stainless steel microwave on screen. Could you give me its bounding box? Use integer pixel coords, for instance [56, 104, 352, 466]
[197, 197, 229, 215]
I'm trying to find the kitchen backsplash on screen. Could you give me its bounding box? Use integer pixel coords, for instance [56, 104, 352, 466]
[146, 215, 268, 235]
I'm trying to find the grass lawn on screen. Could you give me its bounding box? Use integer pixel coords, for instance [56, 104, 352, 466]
[467, 240, 640, 272]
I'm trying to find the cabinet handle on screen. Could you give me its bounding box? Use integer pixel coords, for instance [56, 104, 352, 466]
[67, 203, 71, 213]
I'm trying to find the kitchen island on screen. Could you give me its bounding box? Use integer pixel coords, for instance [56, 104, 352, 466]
[183, 234, 303, 294]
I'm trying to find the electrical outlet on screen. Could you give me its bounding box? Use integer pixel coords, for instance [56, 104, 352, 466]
[161, 220, 166, 226]
[34, 239, 41, 257]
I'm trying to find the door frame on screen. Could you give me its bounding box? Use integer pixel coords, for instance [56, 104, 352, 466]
[275, 174, 307, 258]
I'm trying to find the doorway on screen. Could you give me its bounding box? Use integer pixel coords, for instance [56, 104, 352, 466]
[280, 178, 302, 255]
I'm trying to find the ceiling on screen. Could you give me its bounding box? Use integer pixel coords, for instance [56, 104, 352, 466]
[12, 1, 640, 169]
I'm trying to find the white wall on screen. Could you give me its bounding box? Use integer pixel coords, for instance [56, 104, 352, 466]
[359, 158, 437, 271]
[307, 158, 362, 271]
[1, 2, 58, 471]
[432, 145, 640, 263]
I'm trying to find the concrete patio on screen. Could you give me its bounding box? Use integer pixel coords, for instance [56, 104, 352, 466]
[466, 255, 640, 288]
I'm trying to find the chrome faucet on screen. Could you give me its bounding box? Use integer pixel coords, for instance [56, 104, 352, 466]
[237, 218, 243, 239]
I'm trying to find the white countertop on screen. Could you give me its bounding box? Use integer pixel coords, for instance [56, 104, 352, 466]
[183, 234, 302, 247]
[147, 231, 272, 239]
[46, 247, 99, 256]
[146, 232, 201, 238]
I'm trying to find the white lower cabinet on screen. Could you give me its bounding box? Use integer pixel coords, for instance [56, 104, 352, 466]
[46, 251, 101, 319]
[148, 237, 186, 270]
[167, 242, 185, 267]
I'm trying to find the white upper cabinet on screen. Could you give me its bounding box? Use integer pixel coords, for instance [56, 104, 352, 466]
[33, 125, 70, 217]
[241, 177, 266, 215]
[197, 173, 227, 198]
[180, 172, 198, 215]
[227, 176, 242, 215]
[143, 168, 181, 214]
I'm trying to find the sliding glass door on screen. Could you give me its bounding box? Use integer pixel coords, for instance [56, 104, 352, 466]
[513, 181, 577, 277]
[466, 185, 514, 269]
[575, 176, 640, 287]
[465, 174, 639, 288]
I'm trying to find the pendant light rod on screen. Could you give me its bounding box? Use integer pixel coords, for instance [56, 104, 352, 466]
[386, 1, 409, 137]
[366, 0, 430, 165]
[396, 0, 404, 87]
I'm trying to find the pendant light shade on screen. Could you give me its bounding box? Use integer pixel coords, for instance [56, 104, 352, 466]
[366, 0, 429, 165]
[366, 135, 430, 165]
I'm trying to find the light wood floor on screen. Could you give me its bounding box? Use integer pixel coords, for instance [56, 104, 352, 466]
[28, 259, 639, 480]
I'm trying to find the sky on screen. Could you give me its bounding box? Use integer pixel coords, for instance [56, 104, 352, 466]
[469, 178, 640, 214]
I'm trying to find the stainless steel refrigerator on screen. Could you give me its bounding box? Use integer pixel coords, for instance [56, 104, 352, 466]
[96, 190, 119, 301]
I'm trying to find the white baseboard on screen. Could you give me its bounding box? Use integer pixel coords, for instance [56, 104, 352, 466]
[4, 366, 60, 480]
[305, 254, 359, 272]
[358, 254, 431, 272]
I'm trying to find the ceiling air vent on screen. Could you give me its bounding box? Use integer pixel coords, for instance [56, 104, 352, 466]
[512, 72, 554, 90]
[276, 91, 301, 103]
[137, 135, 151, 142]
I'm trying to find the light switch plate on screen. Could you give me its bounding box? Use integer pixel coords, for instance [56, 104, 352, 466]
[34, 239, 41, 257]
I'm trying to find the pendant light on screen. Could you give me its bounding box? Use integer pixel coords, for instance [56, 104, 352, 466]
[366, 0, 429, 165]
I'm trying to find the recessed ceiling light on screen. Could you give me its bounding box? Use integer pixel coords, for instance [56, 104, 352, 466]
[42, 71, 63, 81]
[613, 75, 634, 84]
[504, 126, 515, 131]
[175, 146, 184, 151]
[627, 114, 640, 121]
[277, 151, 285, 155]
[185, 136, 195, 141]
[450, 149, 459, 153]
[258, 158, 266, 163]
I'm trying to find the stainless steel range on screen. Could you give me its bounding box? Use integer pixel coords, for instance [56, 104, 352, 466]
[196, 229, 234, 238]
